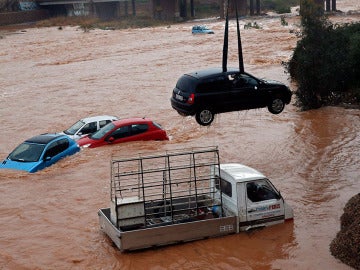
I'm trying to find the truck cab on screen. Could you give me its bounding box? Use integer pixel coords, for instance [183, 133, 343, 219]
[215, 163, 293, 231]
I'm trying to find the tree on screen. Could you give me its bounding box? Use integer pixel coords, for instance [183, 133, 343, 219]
[285, 0, 360, 110]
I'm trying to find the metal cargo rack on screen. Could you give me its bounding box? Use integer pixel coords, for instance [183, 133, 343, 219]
[110, 146, 223, 230]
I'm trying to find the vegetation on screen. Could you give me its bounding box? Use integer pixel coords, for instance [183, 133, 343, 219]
[262, 0, 299, 14]
[244, 21, 261, 29]
[280, 15, 288, 26]
[285, 0, 360, 110]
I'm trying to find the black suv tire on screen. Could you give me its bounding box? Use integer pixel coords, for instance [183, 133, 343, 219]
[195, 108, 214, 126]
[268, 98, 285, 114]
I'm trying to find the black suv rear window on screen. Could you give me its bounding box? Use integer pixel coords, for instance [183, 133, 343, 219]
[176, 75, 197, 93]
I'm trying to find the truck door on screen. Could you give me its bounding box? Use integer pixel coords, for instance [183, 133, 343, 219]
[245, 179, 285, 227]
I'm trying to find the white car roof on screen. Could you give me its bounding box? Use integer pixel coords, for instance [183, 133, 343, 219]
[80, 115, 118, 123]
[219, 163, 266, 183]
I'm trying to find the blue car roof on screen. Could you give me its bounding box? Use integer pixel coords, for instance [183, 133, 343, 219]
[25, 134, 65, 144]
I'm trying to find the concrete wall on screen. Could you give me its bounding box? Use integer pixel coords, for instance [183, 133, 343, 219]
[150, 0, 176, 20]
[227, 0, 248, 17]
[0, 9, 49, 25]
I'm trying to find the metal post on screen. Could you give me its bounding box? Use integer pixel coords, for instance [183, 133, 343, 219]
[190, 0, 195, 17]
[191, 152, 199, 213]
[124, 0, 128, 16]
[132, 0, 136, 16]
[139, 158, 147, 225]
[332, 0, 336, 11]
[166, 154, 174, 222]
[222, 0, 229, 72]
[249, 0, 254, 16]
[179, 0, 187, 18]
[256, 0, 260, 15]
[326, 0, 330, 11]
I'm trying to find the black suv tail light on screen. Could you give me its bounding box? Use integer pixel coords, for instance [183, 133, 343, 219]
[187, 93, 195, 104]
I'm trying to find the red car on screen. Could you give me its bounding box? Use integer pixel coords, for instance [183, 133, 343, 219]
[77, 118, 169, 148]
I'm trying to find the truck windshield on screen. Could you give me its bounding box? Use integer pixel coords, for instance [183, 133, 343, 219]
[246, 180, 280, 202]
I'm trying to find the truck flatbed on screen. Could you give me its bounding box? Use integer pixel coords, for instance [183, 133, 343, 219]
[99, 207, 237, 251]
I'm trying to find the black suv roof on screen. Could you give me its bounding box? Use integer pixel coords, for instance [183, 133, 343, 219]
[185, 67, 239, 80]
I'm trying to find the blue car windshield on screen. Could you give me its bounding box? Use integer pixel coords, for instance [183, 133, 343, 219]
[8, 142, 46, 162]
[63, 120, 85, 135]
[90, 122, 115, 139]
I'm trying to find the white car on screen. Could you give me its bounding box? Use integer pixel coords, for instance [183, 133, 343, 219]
[61, 115, 118, 141]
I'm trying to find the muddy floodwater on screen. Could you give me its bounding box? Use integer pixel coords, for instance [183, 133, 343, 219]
[0, 1, 359, 269]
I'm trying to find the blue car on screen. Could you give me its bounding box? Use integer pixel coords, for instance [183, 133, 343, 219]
[0, 133, 80, 173]
[192, 25, 214, 34]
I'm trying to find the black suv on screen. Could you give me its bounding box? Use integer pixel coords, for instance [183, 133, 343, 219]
[171, 67, 292, 126]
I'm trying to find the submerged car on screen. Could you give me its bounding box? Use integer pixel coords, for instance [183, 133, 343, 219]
[61, 115, 118, 141]
[0, 134, 80, 173]
[192, 25, 214, 34]
[171, 67, 292, 126]
[77, 118, 169, 148]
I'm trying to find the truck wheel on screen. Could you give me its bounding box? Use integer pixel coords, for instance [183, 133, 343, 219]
[195, 109, 214, 126]
[268, 98, 285, 114]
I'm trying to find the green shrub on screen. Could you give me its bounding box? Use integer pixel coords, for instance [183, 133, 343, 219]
[280, 15, 288, 26]
[244, 21, 261, 29]
[285, 0, 360, 110]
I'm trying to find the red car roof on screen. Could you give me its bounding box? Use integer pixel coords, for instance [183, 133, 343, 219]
[112, 117, 152, 126]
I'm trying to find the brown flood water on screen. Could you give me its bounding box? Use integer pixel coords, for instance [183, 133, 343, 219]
[0, 1, 359, 269]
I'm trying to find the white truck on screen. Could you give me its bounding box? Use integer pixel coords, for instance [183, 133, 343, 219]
[98, 147, 293, 251]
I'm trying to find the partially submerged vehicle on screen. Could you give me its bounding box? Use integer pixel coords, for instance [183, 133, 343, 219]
[61, 115, 118, 141]
[77, 117, 168, 148]
[192, 25, 214, 34]
[98, 147, 293, 251]
[0, 133, 80, 173]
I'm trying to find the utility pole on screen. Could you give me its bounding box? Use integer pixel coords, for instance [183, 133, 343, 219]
[190, 0, 194, 17]
[256, 0, 260, 15]
[250, 0, 254, 15]
[249, 0, 260, 16]
[332, 0, 336, 11]
[326, 0, 330, 11]
[326, 0, 336, 11]
[132, 0, 136, 16]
